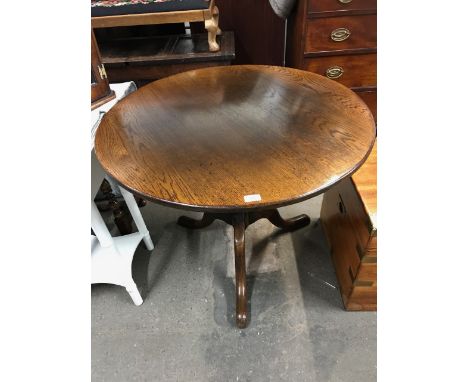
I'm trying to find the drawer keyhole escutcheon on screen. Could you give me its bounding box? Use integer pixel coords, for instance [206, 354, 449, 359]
[326, 66, 344, 80]
[338, 0, 353, 4]
[331, 27, 351, 42]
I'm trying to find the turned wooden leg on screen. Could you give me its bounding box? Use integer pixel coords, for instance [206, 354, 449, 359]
[233, 214, 247, 328]
[205, 9, 220, 52]
[213, 6, 222, 35]
[177, 213, 216, 229]
[265, 209, 311, 232]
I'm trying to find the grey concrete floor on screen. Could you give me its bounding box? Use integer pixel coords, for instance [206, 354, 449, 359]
[92, 196, 376, 382]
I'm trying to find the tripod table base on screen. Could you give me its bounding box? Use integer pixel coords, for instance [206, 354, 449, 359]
[177, 209, 310, 328]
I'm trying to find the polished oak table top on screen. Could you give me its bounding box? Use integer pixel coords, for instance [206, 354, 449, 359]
[95, 65, 376, 212]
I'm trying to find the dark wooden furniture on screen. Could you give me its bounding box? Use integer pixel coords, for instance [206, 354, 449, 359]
[91, 30, 115, 110]
[320, 141, 376, 310]
[214, 0, 286, 65]
[92, 0, 221, 52]
[94, 65, 376, 328]
[98, 31, 235, 85]
[286, 0, 378, 310]
[286, 0, 377, 120]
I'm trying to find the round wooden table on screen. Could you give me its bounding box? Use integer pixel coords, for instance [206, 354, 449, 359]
[95, 65, 376, 328]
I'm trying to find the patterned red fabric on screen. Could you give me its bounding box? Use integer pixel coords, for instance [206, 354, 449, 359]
[92, 1, 172, 7]
[91, 0, 210, 16]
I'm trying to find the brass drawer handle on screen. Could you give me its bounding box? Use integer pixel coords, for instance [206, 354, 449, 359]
[338, 0, 353, 4]
[331, 27, 351, 42]
[326, 66, 344, 80]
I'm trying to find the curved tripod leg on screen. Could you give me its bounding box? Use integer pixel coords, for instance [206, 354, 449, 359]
[266, 209, 311, 232]
[177, 213, 216, 229]
[233, 214, 248, 328]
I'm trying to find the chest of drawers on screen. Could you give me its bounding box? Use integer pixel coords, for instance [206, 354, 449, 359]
[286, 0, 377, 120]
[287, 0, 377, 310]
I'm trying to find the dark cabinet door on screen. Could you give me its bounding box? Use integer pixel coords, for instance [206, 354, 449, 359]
[215, 0, 285, 65]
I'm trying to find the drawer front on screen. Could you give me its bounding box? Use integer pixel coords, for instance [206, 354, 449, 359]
[305, 15, 376, 54]
[303, 53, 376, 88]
[308, 0, 377, 14]
[355, 89, 377, 121]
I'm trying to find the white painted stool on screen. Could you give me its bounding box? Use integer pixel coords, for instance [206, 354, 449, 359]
[91, 82, 154, 305]
[91, 185, 154, 305]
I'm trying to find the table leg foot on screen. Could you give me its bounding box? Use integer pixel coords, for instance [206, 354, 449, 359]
[177, 213, 215, 229]
[233, 214, 248, 329]
[265, 209, 311, 231]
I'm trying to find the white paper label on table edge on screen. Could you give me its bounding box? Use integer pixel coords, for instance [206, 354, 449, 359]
[244, 194, 262, 202]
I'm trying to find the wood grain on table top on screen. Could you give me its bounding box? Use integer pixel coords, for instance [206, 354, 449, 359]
[95, 65, 376, 212]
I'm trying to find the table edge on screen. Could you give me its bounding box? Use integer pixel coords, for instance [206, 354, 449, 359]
[96, 133, 376, 213]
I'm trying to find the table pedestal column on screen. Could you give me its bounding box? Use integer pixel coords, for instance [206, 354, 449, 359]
[178, 209, 310, 328]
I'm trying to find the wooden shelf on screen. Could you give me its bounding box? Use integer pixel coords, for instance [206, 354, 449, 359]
[99, 31, 235, 65]
[97, 31, 234, 84]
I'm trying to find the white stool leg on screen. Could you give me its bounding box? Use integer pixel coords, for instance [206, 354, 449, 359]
[91, 201, 113, 248]
[119, 186, 154, 251]
[126, 281, 143, 306]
